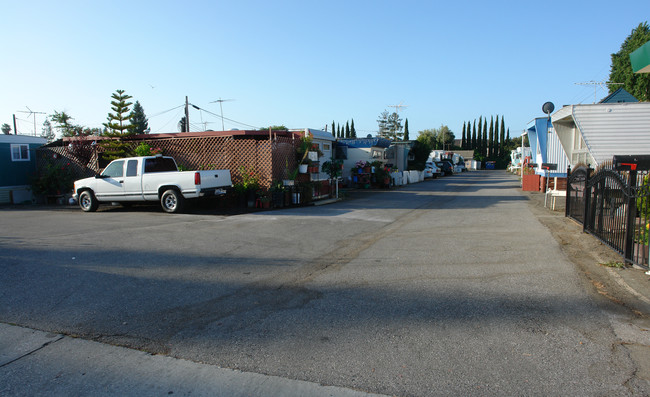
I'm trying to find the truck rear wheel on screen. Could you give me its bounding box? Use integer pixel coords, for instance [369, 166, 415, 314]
[160, 189, 184, 213]
[79, 190, 99, 212]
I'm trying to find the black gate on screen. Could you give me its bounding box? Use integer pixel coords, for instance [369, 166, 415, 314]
[566, 162, 649, 270]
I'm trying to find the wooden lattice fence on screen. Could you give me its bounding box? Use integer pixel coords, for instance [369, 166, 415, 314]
[36, 134, 299, 190]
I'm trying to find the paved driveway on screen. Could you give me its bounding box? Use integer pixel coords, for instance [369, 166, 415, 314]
[1, 171, 648, 396]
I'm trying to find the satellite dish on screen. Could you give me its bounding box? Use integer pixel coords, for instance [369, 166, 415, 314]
[542, 101, 555, 116]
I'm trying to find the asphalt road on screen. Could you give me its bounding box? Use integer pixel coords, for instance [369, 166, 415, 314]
[1, 171, 648, 396]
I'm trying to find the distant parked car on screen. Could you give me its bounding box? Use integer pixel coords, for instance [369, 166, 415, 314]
[454, 161, 467, 173]
[424, 162, 442, 178]
[435, 160, 454, 176]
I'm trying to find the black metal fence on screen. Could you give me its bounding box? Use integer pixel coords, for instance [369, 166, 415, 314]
[566, 164, 649, 270]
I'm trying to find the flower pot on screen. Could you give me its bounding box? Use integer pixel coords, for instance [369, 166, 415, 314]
[299, 164, 308, 173]
[363, 166, 371, 173]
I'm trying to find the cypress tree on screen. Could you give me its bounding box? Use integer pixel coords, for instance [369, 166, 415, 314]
[488, 116, 494, 158]
[477, 116, 483, 155]
[461, 122, 466, 149]
[337, 124, 341, 138]
[345, 121, 350, 138]
[499, 116, 506, 158]
[472, 120, 477, 150]
[482, 118, 488, 157]
[332, 120, 335, 136]
[404, 118, 409, 140]
[351, 118, 357, 138]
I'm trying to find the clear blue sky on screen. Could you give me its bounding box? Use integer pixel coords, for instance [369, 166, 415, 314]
[3, 1, 649, 139]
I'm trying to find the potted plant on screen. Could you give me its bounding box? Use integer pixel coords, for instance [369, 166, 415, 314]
[234, 166, 260, 208]
[297, 135, 313, 173]
[270, 181, 286, 208]
[257, 189, 271, 209]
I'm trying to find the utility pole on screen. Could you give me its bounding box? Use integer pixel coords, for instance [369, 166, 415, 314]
[575, 80, 624, 103]
[17, 106, 46, 136]
[13, 114, 17, 135]
[185, 96, 190, 132]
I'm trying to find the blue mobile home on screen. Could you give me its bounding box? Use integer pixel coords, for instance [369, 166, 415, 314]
[0, 135, 47, 203]
[526, 117, 569, 178]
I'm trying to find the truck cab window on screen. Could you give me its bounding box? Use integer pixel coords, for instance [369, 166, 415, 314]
[102, 160, 124, 178]
[126, 160, 138, 177]
[145, 157, 177, 173]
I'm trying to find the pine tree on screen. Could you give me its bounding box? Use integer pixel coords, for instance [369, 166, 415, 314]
[103, 90, 134, 136]
[345, 121, 350, 138]
[404, 118, 409, 140]
[41, 119, 55, 142]
[337, 124, 341, 138]
[332, 120, 336, 136]
[130, 101, 149, 134]
[351, 119, 357, 138]
[461, 122, 466, 149]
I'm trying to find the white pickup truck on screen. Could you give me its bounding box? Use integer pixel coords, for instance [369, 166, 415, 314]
[73, 155, 232, 213]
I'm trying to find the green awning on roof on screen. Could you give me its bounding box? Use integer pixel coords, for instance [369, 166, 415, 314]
[630, 40, 650, 73]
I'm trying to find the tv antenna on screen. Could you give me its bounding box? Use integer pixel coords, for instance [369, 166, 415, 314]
[388, 102, 408, 113]
[209, 98, 235, 131]
[17, 106, 46, 136]
[575, 80, 623, 103]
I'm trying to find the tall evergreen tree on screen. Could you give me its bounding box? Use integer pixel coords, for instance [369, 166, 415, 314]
[331, 120, 335, 136]
[488, 116, 494, 158]
[103, 89, 134, 135]
[40, 119, 55, 142]
[461, 122, 466, 149]
[337, 124, 341, 138]
[477, 116, 483, 155]
[345, 121, 350, 138]
[404, 118, 409, 140]
[472, 120, 477, 150]
[129, 100, 149, 134]
[499, 116, 506, 158]
[482, 118, 488, 157]
[351, 118, 357, 138]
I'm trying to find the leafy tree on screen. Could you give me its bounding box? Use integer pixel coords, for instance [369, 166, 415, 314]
[129, 100, 149, 134]
[41, 119, 55, 142]
[408, 140, 432, 170]
[103, 89, 134, 135]
[609, 21, 650, 101]
[351, 118, 357, 138]
[417, 129, 437, 149]
[403, 118, 409, 141]
[1, 123, 10, 135]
